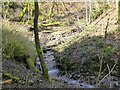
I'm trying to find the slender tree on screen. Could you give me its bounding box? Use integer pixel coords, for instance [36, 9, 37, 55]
[19, 1, 28, 22]
[118, 0, 120, 77]
[118, 0, 120, 30]
[86, 0, 92, 25]
[48, 1, 55, 19]
[116, 0, 118, 10]
[86, 4, 89, 25]
[89, 0, 92, 23]
[34, 1, 49, 80]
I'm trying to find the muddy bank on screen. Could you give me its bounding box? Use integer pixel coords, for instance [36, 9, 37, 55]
[2, 59, 68, 88]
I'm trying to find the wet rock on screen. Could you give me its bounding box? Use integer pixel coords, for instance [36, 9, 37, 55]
[68, 79, 79, 85]
[28, 27, 34, 31]
[91, 76, 95, 79]
[45, 55, 54, 61]
[114, 81, 120, 87]
[79, 80, 83, 83]
[28, 80, 34, 85]
[55, 64, 65, 71]
[37, 79, 42, 83]
[44, 51, 54, 58]
[45, 48, 52, 51]
[48, 69, 59, 77]
[43, 49, 47, 53]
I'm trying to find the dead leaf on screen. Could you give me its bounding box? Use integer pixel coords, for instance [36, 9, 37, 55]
[3, 79, 12, 84]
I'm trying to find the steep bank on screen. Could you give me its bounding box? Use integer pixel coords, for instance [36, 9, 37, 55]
[2, 20, 69, 88]
[43, 8, 120, 88]
[2, 59, 68, 88]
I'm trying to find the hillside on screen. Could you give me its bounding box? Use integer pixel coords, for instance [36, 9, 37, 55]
[1, 2, 120, 89]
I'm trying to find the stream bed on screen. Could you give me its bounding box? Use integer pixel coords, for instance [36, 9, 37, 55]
[33, 31, 97, 88]
[36, 48, 95, 88]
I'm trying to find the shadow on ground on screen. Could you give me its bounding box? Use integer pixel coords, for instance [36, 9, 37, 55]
[53, 30, 120, 86]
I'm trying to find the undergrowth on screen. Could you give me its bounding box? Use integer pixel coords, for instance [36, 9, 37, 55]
[2, 20, 36, 70]
[54, 24, 119, 87]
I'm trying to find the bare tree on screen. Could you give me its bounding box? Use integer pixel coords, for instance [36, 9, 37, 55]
[85, 0, 92, 25]
[118, 0, 120, 29]
[118, 0, 120, 76]
[19, 1, 28, 22]
[34, 1, 49, 80]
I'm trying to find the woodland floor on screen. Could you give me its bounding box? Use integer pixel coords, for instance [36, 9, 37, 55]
[2, 5, 120, 88]
[2, 58, 68, 88]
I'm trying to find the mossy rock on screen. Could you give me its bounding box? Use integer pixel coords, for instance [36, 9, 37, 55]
[26, 56, 35, 71]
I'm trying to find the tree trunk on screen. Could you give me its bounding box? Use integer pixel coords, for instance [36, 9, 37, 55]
[34, 1, 49, 80]
[118, 0, 120, 77]
[116, 0, 118, 10]
[89, 0, 92, 23]
[118, 0, 120, 30]
[86, 5, 89, 25]
[48, 2, 55, 19]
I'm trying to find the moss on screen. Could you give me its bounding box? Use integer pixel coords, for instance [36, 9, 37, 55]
[35, 69, 39, 74]
[18, 2, 28, 22]
[41, 22, 62, 27]
[3, 71, 20, 82]
[26, 56, 35, 71]
[13, 70, 19, 73]
[2, 20, 36, 71]
[42, 63, 50, 80]
[92, 65, 100, 72]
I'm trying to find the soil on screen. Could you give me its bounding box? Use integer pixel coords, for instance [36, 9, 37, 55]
[2, 59, 69, 88]
[2, 3, 120, 88]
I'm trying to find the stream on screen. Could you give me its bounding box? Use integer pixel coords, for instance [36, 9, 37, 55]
[32, 29, 120, 88]
[35, 47, 95, 88]
[31, 29, 96, 88]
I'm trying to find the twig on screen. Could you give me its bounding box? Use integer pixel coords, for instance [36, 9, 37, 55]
[96, 15, 110, 86]
[97, 63, 117, 86]
[96, 51, 104, 86]
[107, 64, 112, 88]
[94, 8, 115, 25]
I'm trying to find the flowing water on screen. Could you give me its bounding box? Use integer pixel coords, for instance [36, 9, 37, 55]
[33, 31, 95, 88]
[34, 31, 120, 88]
[36, 48, 95, 88]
